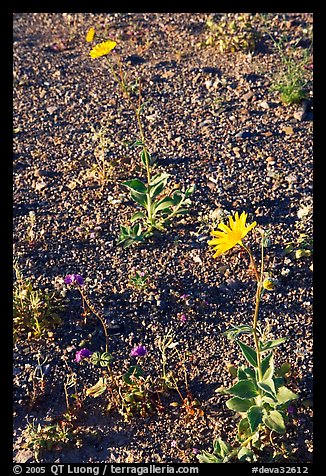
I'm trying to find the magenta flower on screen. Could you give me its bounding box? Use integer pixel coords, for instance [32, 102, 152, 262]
[64, 274, 84, 286]
[180, 314, 187, 321]
[130, 345, 147, 357]
[75, 348, 93, 363]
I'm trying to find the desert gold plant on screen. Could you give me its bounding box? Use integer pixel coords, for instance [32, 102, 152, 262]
[198, 212, 298, 463]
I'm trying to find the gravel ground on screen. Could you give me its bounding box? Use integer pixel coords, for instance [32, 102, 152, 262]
[13, 13, 313, 464]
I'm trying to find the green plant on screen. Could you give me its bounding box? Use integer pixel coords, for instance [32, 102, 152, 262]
[202, 14, 258, 52]
[87, 32, 194, 248]
[283, 233, 313, 259]
[85, 124, 115, 185]
[129, 269, 150, 291]
[198, 212, 298, 463]
[13, 262, 63, 341]
[24, 416, 79, 462]
[269, 35, 312, 104]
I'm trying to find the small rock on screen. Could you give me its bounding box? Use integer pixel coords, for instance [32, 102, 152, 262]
[281, 126, 294, 135]
[266, 156, 276, 165]
[259, 100, 270, 109]
[242, 90, 255, 101]
[46, 106, 58, 114]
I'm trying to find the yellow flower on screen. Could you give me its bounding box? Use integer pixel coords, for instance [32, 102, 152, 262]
[208, 211, 257, 258]
[262, 277, 276, 291]
[86, 28, 95, 42]
[90, 40, 117, 58]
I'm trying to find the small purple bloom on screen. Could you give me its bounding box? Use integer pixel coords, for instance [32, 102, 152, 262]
[75, 348, 93, 363]
[180, 294, 190, 300]
[130, 345, 147, 357]
[64, 274, 74, 285]
[192, 448, 199, 455]
[180, 314, 187, 321]
[287, 405, 295, 415]
[64, 274, 84, 286]
[74, 274, 84, 285]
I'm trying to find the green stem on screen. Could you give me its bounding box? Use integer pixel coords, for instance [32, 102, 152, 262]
[79, 288, 109, 353]
[241, 243, 264, 383]
[106, 56, 153, 225]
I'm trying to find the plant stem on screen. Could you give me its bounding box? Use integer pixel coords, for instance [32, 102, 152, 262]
[78, 288, 109, 353]
[107, 56, 153, 223]
[241, 243, 263, 383]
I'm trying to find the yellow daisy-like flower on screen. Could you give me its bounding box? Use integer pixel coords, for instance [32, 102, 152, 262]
[262, 277, 277, 291]
[208, 211, 257, 258]
[89, 40, 117, 58]
[86, 28, 95, 43]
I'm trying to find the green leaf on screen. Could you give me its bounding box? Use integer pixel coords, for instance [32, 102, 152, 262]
[226, 380, 259, 399]
[224, 325, 253, 340]
[260, 337, 288, 352]
[261, 395, 278, 407]
[91, 351, 114, 367]
[185, 184, 195, 196]
[197, 451, 222, 463]
[149, 172, 170, 187]
[86, 378, 107, 398]
[152, 197, 175, 215]
[257, 378, 276, 398]
[261, 352, 274, 380]
[149, 173, 170, 199]
[122, 179, 147, 194]
[238, 447, 255, 462]
[237, 417, 252, 442]
[227, 364, 238, 378]
[276, 386, 299, 404]
[130, 211, 145, 223]
[263, 410, 286, 434]
[226, 396, 254, 412]
[247, 405, 263, 432]
[130, 190, 148, 208]
[213, 438, 231, 458]
[275, 362, 291, 377]
[140, 150, 152, 168]
[237, 340, 257, 367]
[237, 367, 247, 380]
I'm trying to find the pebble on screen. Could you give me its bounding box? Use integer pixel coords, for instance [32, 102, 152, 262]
[242, 90, 255, 101]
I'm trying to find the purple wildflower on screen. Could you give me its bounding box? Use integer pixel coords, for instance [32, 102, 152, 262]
[64, 274, 84, 286]
[287, 405, 295, 415]
[130, 345, 147, 357]
[180, 294, 191, 300]
[192, 448, 199, 455]
[180, 314, 187, 321]
[75, 348, 93, 363]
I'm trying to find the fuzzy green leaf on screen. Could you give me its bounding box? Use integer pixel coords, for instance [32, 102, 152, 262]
[260, 337, 288, 352]
[257, 378, 276, 398]
[237, 417, 252, 442]
[130, 211, 146, 223]
[226, 396, 254, 412]
[237, 340, 257, 367]
[263, 410, 286, 434]
[238, 447, 255, 462]
[247, 405, 263, 432]
[226, 380, 259, 399]
[122, 179, 147, 194]
[152, 197, 175, 215]
[276, 386, 299, 404]
[261, 352, 274, 381]
[213, 438, 231, 458]
[86, 378, 107, 398]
